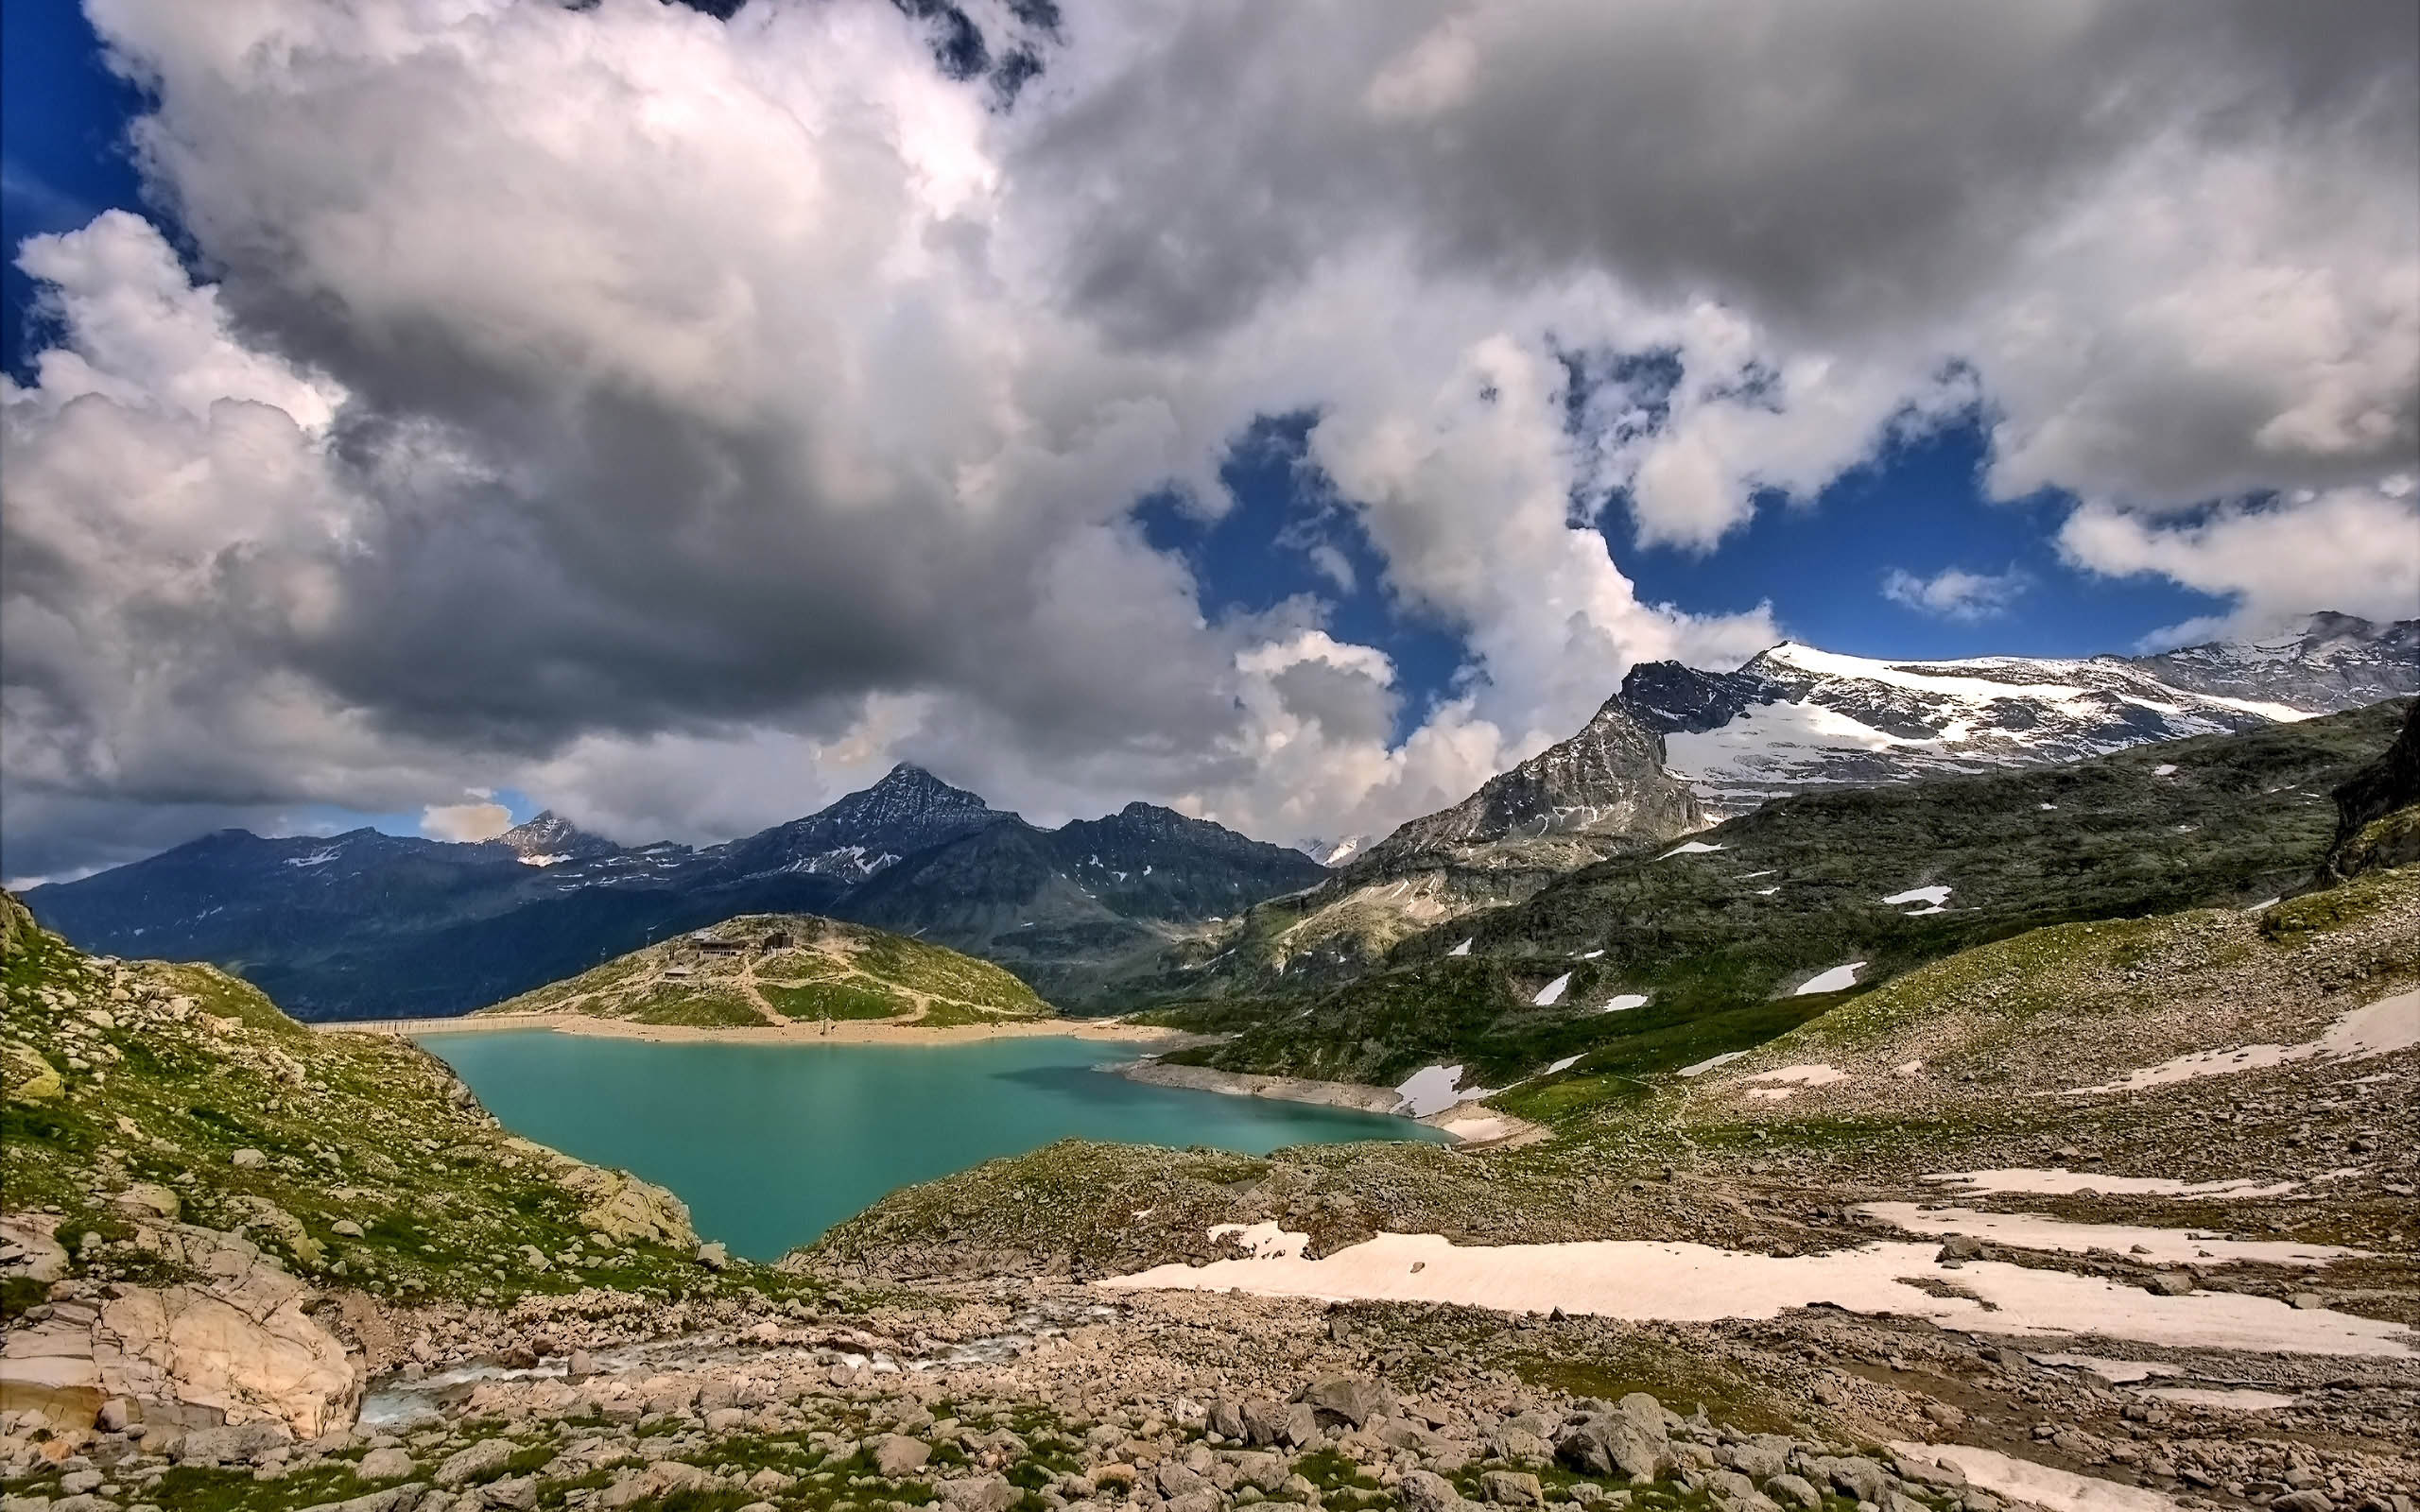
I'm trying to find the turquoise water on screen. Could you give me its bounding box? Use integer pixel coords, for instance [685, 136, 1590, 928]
[421, 1031, 1442, 1261]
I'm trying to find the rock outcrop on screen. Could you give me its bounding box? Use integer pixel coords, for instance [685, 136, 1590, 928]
[1, 1224, 357, 1438]
[2320, 698, 2420, 882]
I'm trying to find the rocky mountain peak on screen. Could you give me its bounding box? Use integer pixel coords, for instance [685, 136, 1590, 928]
[495, 810, 617, 861]
[1361, 695, 1703, 868]
[860, 764, 993, 812]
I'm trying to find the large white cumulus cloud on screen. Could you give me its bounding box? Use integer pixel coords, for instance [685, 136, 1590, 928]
[3, 0, 2412, 878]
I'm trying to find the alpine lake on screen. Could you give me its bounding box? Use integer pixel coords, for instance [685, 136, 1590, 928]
[419, 1029, 1444, 1261]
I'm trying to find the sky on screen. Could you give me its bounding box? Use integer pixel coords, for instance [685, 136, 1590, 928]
[2, 0, 2415, 884]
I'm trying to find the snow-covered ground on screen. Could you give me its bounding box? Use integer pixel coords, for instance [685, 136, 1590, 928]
[1794, 961, 1865, 994]
[1531, 972, 1571, 1006]
[1887, 1443, 2179, 1512]
[1739, 1063, 1848, 1102]
[1656, 841, 1726, 859]
[1101, 1228, 2412, 1357]
[2069, 988, 2420, 1093]
[1925, 1167, 2302, 1199]
[1392, 1064, 1502, 1117]
[1857, 1204, 2362, 1267]
[1676, 1050, 1747, 1077]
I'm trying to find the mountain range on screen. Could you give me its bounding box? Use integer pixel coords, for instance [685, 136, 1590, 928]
[23, 611, 2409, 1019]
[1146, 612, 2413, 998]
[19, 765, 1324, 1019]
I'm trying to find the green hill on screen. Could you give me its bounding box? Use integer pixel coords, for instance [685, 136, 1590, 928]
[0, 893, 735, 1316]
[1147, 698, 2410, 1089]
[483, 911, 1054, 1027]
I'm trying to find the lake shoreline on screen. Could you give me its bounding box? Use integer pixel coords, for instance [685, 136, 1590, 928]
[325, 1009, 1216, 1050]
[1115, 1057, 1550, 1149]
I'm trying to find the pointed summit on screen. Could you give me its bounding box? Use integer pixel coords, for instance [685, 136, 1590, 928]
[495, 809, 618, 861]
[860, 763, 992, 813]
[1360, 694, 1703, 868]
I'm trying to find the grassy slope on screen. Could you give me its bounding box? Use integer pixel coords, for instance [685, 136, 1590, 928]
[818, 860, 2420, 1276]
[0, 895, 796, 1314]
[486, 911, 1051, 1025]
[1149, 700, 2406, 1089]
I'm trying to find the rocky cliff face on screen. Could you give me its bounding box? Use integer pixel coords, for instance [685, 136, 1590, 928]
[1163, 700, 1703, 995]
[1360, 697, 1702, 869]
[2322, 699, 2420, 881]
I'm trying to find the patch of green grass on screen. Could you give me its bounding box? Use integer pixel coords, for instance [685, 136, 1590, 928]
[762, 980, 907, 1021]
[625, 988, 767, 1026]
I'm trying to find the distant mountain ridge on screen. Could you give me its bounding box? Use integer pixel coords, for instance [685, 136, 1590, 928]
[21, 765, 1324, 1020]
[1618, 612, 2415, 813]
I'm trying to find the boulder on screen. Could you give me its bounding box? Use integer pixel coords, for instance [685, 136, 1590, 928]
[1232, 1452, 1289, 1492]
[1483, 1470, 1545, 1505]
[117, 1184, 182, 1222]
[1819, 1456, 1890, 1503]
[1400, 1469, 1464, 1512]
[2, 1042, 63, 1104]
[873, 1435, 932, 1476]
[1209, 1399, 1247, 1439]
[556, 1165, 694, 1246]
[177, 1420, 293, 1466]
[1767, 1474, 1822, 1510]
[1490, 1428, 1551, 1464]
[1157, 1462, 1210, 1498]
[1721, 1435, 1795, 1482]
[1557, 1417, 1662, 1482]
[938, 1474, 1019, 1512]
[294, 1487, 425, 1512]
[435, 1437, 515, 1487]
[1613, 1393, 1668, 1442]
[1300, 1373, 1396, 1427]
[356, 1446, 416, 1480]
[0, 1213, 70, 1285]
[1708, 1469, 1779, 1511]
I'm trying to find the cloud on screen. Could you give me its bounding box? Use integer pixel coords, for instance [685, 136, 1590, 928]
[1881, 565, 2031, 623]
[2058, 482, 2420, 644]
[419, 798, 512, 843]
[2, 0, 2412, 876]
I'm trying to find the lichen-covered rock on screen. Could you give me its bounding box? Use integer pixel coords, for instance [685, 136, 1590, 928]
[1, 1041, 61, 1104]
[556, 1163, 694, 1246]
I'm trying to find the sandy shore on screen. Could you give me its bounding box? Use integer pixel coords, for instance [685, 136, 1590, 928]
[325, 1010, 1213, 1049]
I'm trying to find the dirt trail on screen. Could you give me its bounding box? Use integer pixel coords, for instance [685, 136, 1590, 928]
[731, 957, 787, 1026]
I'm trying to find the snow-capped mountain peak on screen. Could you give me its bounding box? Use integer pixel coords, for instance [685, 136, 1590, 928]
[1298, 834, 1370, 867]
[1621, 614, 2414, 814]
[494, 809, 618, 861]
